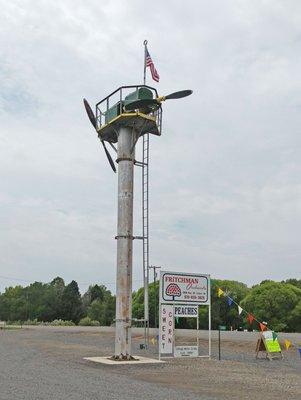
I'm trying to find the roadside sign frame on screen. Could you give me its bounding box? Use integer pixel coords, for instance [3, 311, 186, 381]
[159, 271, 211, 360]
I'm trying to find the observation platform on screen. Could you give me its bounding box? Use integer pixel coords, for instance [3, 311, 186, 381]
[95, 85, 162, 143]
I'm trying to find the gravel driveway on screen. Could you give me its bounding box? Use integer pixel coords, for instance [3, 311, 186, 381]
[0, 326, 300, 400]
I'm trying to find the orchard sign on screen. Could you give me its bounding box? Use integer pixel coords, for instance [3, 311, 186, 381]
[159, 271, 211, 360]
[160, 271, 210, 305]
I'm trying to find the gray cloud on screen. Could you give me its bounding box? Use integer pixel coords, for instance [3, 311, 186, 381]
[0, 0, 300, 292]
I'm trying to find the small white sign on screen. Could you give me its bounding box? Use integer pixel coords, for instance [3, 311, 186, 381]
[174, 346, 198, 357]
[160, 271, 210, 305]
[174, 305, 198, 318]
[159, 304, 174, 354]
[262, 331, 273, 340]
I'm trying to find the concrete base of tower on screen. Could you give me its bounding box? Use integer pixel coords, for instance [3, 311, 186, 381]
[83, 356, 164, 365]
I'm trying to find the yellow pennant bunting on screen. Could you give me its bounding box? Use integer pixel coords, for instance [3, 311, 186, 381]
[151, 337, 157, 345]
[217, 288, 224, 297]
[284, 339, 292, 350]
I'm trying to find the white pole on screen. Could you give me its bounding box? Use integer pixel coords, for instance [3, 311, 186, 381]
[158, 302, 161, 361]
[143, 40, 147, 85]
[158, 273, 162, 360]
[115, 126, 135, 359]
[173, 304, 175, 356]
[208, 277, 212, 359]
[197, 305, 199, 356]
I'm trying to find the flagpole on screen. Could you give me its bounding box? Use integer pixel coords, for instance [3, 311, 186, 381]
[143, 40, 147, 85]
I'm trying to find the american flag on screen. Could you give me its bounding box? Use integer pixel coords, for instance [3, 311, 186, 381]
[145, 47, 160, 82]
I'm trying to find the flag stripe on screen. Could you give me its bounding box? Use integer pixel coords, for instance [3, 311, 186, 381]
[145, 48, 160, 82]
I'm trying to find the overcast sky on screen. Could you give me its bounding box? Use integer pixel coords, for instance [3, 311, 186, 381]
[0, 0, 300, 293]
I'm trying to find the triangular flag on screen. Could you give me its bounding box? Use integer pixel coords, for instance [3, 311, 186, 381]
[247, 313, 254, 325]
[227, 297, 233, 306]
[272, 331, 278, 341]
[259, 322, 267, 332]
[217, 288, 224, 297]
[238, 305, 243, 315]
[284, 339, 292, 350]
[150, 337, 156, 345]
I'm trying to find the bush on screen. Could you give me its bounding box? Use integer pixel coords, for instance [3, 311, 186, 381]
[23, 319, 40, 325]
[78, 317, 100, 326]
[50, 319, 75, 326]
[7, 320, 23, 326]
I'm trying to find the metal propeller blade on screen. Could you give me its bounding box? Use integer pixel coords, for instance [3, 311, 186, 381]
[83, 98, 116, 173]
[101, 141, 117, 173]
[83, 98, 97, 129]
[164, 89, 193, 100]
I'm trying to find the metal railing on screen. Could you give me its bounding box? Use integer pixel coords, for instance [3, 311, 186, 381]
[95, 85, 162, 133]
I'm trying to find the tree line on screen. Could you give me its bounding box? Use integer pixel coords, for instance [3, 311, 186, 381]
[0, 277, 300, 332]
[0, 277, 115, 326]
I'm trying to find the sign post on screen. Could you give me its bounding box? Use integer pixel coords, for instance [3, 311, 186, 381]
[159, 271, 211, 360]
[218, 325, 226, 361]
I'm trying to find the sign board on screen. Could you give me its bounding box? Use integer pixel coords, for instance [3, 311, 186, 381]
[265, 339, 281, 353]
[160, 271, 210, 305]
[159, 304, 174, 354]
[262, 331, 281, 353]
[255, 331, 283, 360]
[174, 346, 198, 357]
[174, 305, 198, 318]
[219, 325, 227, 331]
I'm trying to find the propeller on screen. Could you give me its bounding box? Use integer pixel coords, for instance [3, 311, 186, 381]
[125, 89, 192, 111]
[83, 98, 116, 173]
[164, 89, 192, 100]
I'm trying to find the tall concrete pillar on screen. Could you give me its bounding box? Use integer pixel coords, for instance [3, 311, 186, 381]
[114, 126, 134, 359]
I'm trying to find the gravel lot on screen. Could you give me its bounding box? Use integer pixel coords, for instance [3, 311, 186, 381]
[0, 326, 300, 400]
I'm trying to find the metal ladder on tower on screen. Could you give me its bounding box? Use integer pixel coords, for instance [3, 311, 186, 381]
[142, 132, 150, 347]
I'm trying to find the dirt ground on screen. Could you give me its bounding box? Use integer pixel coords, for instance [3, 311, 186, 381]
[0, 326, 300, 400]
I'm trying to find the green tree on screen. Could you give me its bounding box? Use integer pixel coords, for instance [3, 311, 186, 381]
[87, 287, 115, 326]
[61, 280, 83, 323]
[25, 282, 49, 321]
[288, 300, 301, 332]
[282, 279, 301, 290]
[132, 279, 249, 329]
[241, 281, 301, 332]
[0, 286, 27, 321]
[48, 276, 65, 320]
[132, 281, 160, 327]
[82, 284, 107, 314]
[199, 279, 249, 330]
